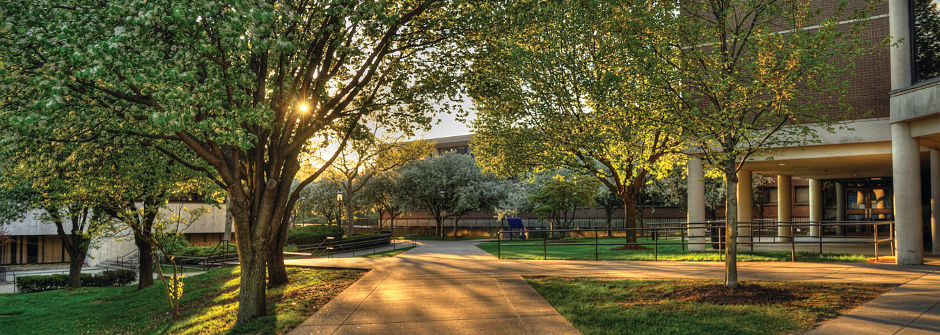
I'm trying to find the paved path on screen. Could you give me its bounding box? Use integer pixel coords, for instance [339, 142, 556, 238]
[286, 240, 940, 335]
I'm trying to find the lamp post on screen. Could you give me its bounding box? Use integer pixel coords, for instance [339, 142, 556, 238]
[337, 190, 344, 227]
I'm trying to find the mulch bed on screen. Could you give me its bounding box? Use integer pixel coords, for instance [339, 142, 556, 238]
[665, 283, 798, 305]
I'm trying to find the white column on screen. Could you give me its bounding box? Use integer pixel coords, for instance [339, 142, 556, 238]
[687, 158, 707, 251]
[930, 150, 940, 255]
[892, 122, 923, 265]
[836, 182, 846, 235]
[737, 170, 753, 243]
[777, 175, 793, 241]
[809, 179, 823, 237]
[889, 0, 912, 90]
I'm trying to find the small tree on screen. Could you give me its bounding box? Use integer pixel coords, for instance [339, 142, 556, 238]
[644, 0, 880, 286]
[326, 137, 432, 235]
[529, 174, 599, 238]
[397, 153, 504, 239]
[360, 174, 406, 230]
[595, 188, 624, 237]
[297, 179, 345, 226]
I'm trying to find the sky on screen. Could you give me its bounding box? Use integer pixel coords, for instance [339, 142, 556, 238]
[411, 99, 476, 140]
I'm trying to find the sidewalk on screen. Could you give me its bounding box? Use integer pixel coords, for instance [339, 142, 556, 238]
[285, 240, 939, 335]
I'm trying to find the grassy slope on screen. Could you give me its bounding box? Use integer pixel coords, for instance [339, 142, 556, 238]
[0, 266, 362, 335]
[528, 277, 892, 335]
[477, 237, 868, 262]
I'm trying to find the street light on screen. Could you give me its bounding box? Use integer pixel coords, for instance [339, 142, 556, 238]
[337, 190, 344, 226]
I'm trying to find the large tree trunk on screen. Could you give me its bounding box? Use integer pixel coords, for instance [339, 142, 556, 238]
[67, 243, 87, 289]
[232, 212, 269, 324]
[135, 236, 154, 289]
[724, 161, 739, 288]
[452, 216, 459, 238]
[622, 203, 639, 245]
[266, 227, 289, 287]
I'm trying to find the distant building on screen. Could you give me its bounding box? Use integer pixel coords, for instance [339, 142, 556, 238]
[0, 202, 226, 266]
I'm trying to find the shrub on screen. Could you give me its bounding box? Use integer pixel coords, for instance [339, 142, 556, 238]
[286, 225, 344, 246]
[16, 274, 68, 293]
[15, 270, 137, 293]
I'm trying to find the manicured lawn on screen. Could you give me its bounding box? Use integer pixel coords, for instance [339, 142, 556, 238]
[0, 266, 363, 334]
[356, 246, 416, 258]
[527, 277, 892, 335]
[476, 237, 868, 262]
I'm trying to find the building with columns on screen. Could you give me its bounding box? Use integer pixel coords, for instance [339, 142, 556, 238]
[687, 0, 940, 265]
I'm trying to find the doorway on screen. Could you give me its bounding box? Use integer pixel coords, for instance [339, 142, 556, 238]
[845, 186, 893, 235]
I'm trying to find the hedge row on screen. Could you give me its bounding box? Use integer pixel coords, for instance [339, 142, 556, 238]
[286, 225, 345, 246]
[16, 270, 137, 293]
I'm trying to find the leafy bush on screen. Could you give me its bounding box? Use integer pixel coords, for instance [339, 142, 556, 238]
[286, 225, 344, 246]
[16, 270, 137, 293]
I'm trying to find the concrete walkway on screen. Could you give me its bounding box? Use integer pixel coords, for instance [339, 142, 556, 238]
[286, 240, 940, 335]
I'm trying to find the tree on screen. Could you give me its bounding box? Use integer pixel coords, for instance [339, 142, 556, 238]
[397, 153, 505, 238]
[493, 182, 528, 226]
[1, 0, 475, 322]
[528, 174, 599, 238]
[595, 187, 623, 237]
[359, 173, 405, 230]
[450, 179, 512, 237]
[468, 0, 686, 247]
[325, 136, 432, 235]
[296, 179, 344, 225]
[643, 0, 880, 287]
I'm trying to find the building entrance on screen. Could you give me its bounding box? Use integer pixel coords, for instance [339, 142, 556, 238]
[843, 179, 893, 235]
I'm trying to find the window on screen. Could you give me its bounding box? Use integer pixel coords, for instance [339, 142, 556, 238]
[912, 0, 940, 83]
[763, 188, 778, 203]
[795, 187, 810, 204]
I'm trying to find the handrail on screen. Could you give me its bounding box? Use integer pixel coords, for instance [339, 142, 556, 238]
[496, 221, 895, 261]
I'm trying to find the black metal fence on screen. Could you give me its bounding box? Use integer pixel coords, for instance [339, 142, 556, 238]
[496, 221, 895, 262]
[289, 233, 416, 258]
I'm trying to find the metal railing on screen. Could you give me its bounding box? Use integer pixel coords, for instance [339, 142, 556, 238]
[496, 221, 895, 262]
[292, 233, 407, 258]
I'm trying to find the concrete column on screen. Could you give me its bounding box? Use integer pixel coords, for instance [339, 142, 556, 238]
[737, 170, 753, 243]
[889, 0, 912, 90]
[892, 122, 923, 264]
[777, 175, 793, 241]
[809, 179, 823, 237]
[931, 150, 940, 255]
[835, 182, 846, 235]
[687, 158, 707, 251]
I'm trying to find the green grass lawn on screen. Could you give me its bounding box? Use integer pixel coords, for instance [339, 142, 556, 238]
[527, 277, 892, 335]
[476, 237, 868, 262]
[0, 266, 363, 334]
[356, 246, 415, 258]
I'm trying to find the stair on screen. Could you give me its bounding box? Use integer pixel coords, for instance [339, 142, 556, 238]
[99, 251, 141, 270]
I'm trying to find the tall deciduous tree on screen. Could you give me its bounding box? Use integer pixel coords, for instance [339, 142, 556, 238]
[1, 0, 473, 322]
[528, 174, 599, 238]
[644, 0, 880, 286]
[468, 0, 686, 247]
[325, 136, 432, 236]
